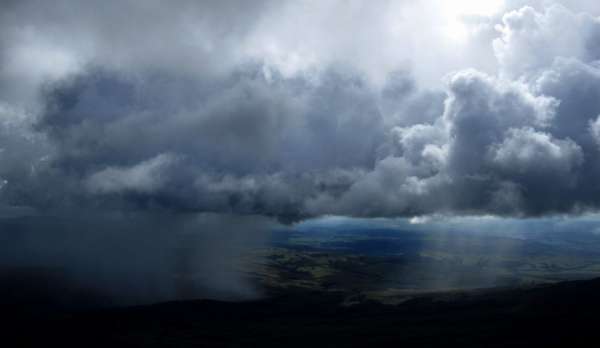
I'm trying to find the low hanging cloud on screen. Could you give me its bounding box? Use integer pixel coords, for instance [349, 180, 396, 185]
[85, 153, 179, 194]
[1, 1, 600, 221]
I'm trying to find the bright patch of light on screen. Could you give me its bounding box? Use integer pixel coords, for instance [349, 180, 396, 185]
[409, 215, 432, 224]
[7, 27, 82, 82]
[439, 0, 504, 42]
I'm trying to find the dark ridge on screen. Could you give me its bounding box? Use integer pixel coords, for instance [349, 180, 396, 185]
[4, 277, 600, 347]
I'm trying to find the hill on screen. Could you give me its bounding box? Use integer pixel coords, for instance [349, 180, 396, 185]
[5, 277, 600, 347]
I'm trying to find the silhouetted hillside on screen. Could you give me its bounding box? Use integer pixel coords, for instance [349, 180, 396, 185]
[5, 277, 600, 347]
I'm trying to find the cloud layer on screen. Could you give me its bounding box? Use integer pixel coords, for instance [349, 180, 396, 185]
[1, 1, 600, 221]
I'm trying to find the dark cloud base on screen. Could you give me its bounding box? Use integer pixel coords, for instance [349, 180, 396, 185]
[6, 60, 600, 220]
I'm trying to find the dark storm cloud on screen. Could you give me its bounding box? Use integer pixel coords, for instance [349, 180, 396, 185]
[14, 66, 386, 221]
[2, 1, 600, 220]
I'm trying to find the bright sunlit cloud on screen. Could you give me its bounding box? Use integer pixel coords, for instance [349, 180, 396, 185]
[439, 0, 505, 42]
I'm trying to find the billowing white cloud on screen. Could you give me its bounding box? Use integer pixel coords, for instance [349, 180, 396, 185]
[494, 5, 600, 78]
[488, 127, 583, 181]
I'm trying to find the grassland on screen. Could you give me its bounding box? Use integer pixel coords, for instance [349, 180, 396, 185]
[246, 227, 600, 304]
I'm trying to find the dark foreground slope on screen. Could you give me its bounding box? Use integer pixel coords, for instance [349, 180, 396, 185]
[5, 278, 600, 347]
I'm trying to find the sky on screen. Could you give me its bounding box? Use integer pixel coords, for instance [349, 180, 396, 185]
[2, 0, 600, 220]
[2, 0, 600, 302]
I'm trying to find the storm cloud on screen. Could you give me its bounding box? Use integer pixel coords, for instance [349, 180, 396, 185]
[1, 1, 600, 220]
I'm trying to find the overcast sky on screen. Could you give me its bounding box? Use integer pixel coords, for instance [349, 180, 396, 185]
[1, 0, 600, 221]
